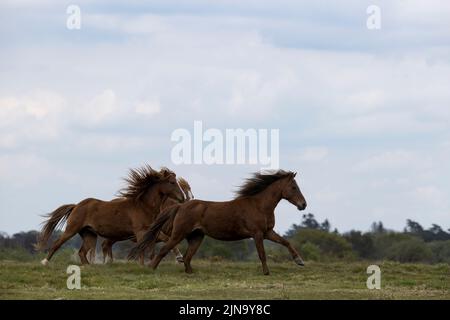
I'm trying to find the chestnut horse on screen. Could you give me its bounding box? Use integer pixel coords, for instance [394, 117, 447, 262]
[130, 170, 307, 275]
[36, 165, 185, 265]
[99, 177, 194, 263]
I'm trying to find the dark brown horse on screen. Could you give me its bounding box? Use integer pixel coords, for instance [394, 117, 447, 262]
[130, 170, 307, 275]
[99, 177, 194, 264]
[36, 165, 185, 265]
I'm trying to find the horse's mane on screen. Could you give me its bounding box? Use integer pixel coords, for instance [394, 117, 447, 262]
[118, 165, 174, 201]
[177, 177, 191, 193]
[234, 170, 294, 198]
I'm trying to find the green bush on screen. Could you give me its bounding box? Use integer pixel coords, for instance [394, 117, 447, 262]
[386, 238, 433, 263]
[300, 242, 321, 261]
[428, 240, 450, 263]
[289, 229, 354, 260]
[372, 232, 417, 259]
[0, 247, 36, 262]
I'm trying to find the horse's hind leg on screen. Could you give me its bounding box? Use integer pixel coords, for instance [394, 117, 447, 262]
[158, 232, 184, 263]
[150, 233, 185, 270]
[102, 239, 115, 263]
[42, 225, 80, 265]
[265, 230, 304, 266]
[79, 230, 97, 264]
[183, 231, 204, 274]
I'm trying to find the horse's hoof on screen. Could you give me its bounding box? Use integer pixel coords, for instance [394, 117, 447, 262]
[176, 255, 184, 263]
[40, 258, 49, 266]
[294, 257, 305, 266]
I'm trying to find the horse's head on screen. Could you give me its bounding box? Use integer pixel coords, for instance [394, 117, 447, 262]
[158, 169, 185, 203]
[281, 172, 307, 211]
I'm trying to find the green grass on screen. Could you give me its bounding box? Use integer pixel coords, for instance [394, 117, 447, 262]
[1, 253, 449, 299]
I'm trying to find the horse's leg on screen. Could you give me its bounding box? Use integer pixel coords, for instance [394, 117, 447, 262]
[102, 239, 114, 263]
[78, 230, 97, 265]
[254, 232, 270, 275]
[150, 233, 185, 270]
[183, 231, 204, 274]
[158, 232, 184, 263]
[135, 231, 150, 265]
[265, 229, 304, 266]
[42, 224, 80, 265]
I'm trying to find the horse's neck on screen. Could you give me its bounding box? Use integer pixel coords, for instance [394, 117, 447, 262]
[253, 180, 283, 213]
[160, 196, 175, 211]
[140, 188, 164, 216]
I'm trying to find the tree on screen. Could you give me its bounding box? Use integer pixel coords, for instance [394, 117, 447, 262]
[320, 219, 331, 232]
[301, 213, 320, 229]
[344, 231, 374, 259]
[371, 221, 385, 234]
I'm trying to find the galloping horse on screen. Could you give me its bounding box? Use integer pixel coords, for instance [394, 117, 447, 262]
[129, 170, 307, 275]
[99, 177, 194, 263]
[36, 165, 185, 265]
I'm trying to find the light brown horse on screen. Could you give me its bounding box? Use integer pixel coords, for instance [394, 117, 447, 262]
[36, 165, 185, 265]
[99, 177, 194, 264]
[130, 170, 307, 275]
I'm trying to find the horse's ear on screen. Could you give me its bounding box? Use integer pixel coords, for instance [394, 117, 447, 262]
[293, 172, 297, 177]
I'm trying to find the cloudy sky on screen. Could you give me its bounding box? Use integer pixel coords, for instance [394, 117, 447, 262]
[1, 0, 450, 235]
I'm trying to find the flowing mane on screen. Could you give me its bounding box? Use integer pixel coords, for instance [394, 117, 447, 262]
[177, 177, 191, 193]
[234, 170, 294, 198]
[118, 165, 174, 200]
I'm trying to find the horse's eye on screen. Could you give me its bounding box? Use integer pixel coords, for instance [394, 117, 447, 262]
[292, 186, 296, 190]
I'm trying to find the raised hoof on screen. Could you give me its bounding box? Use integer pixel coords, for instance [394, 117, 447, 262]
[294, 256, 305, 266]
[176, 255, 184, 264]
[40, 258, 49, 266]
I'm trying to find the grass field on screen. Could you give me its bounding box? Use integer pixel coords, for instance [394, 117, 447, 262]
[1, 252, 450, 300]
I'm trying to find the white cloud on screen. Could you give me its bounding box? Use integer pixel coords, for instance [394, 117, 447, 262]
[79, 89, 118, 125]
[412, 186, 447, 208]
[354, 150, 431, 172]
[297, 147, 329, 162]
[135, 98, 161, 116]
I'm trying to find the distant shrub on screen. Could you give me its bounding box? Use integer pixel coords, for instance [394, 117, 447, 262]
[428, 240, 450, 263]
[0, 248, 35, 262]
[344, 231, 375, 259]
[289, 229, 354, 260]
[385, 238, 433, 263]
[372, 232, 417, 259]
[300, 242, 321, 261]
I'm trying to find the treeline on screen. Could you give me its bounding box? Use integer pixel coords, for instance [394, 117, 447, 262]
[1, 214, 450, 264]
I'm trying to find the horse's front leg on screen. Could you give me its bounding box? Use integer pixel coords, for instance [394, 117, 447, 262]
[253, 232, 270, 275]
[158, 232, 184, 263]
[265, 229, 304, 266]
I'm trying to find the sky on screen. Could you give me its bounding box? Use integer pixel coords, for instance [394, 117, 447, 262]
[1, 0, 450, 235]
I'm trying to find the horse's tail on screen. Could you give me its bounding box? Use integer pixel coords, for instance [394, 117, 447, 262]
[35, 204, 76, 251]
[128, 205, 180, 260]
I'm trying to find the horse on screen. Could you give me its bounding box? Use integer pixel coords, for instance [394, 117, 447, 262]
[129, 170, 307, 275]
[99, 177, 194, 264]
[36, 165, 185, 266]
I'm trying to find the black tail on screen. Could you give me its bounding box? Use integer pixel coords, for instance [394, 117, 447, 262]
[128, 205, 180, 260]
[35, 204, 76, 251]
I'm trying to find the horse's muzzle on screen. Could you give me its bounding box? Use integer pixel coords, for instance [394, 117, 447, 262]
[297, 203, 307, 211]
